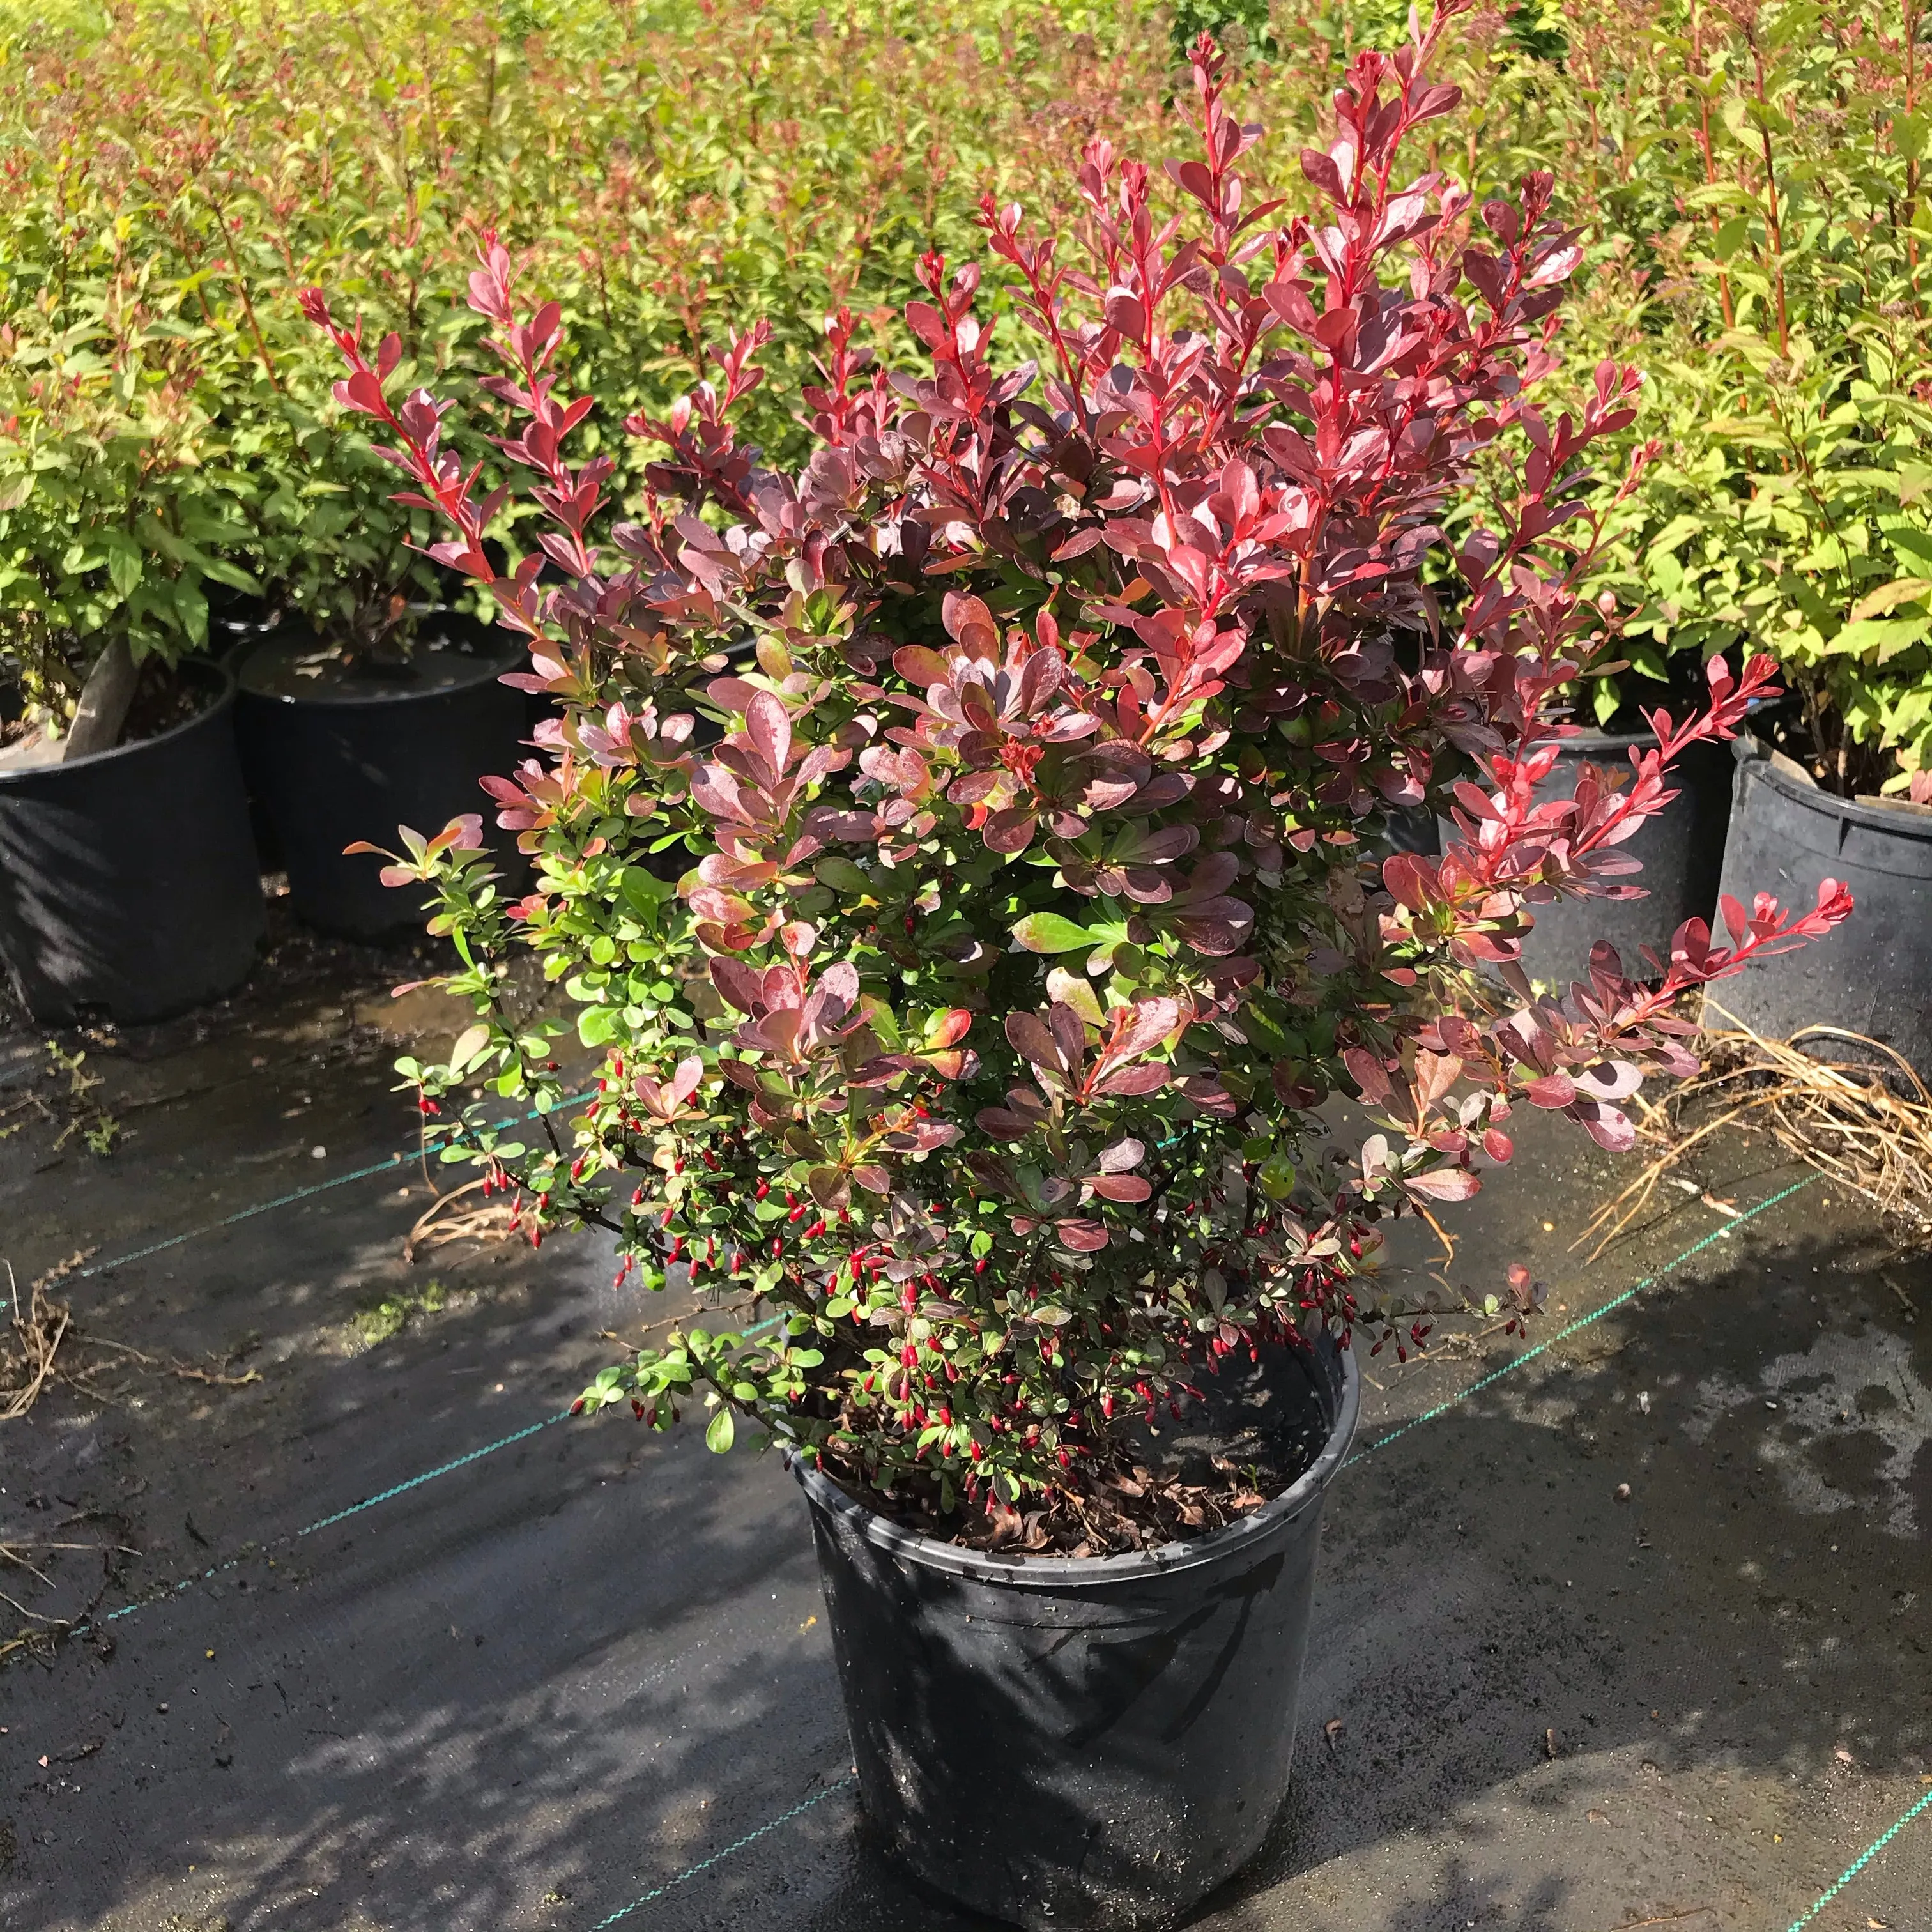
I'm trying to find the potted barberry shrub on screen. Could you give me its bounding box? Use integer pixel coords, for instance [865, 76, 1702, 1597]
[304, 12, 1849, 1926]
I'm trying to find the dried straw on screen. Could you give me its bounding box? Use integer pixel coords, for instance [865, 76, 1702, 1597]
[402, 1177, 521, 1264]
[1577, 1004, 1932, 1261]
[1, 1248, 257, 1420]
[0, 1257, 76, 1422]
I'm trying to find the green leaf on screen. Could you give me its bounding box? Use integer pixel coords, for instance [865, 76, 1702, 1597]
[705, 1407, 736, 1453]
[578, 1004, 621, 1047]
[1895, 469, 1932, 511]
[1827, 617, 1928, 664]
[813, 855, 873, 894]
[1848, 578, 1932, 623]
[171, 576, 208, 650]
[618, 868, 674, 919]
[1012, 912, 1096, 954]
[102, 530, 142, 598]
[449, 1023, 491, 1072]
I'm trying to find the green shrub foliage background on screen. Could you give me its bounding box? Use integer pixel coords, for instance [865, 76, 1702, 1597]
[2, 0, 1928, 791]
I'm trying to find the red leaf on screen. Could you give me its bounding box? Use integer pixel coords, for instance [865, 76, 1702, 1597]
[1054, 1218, 1110, 1252]
[1382, 852, 1437, 911]
[1570, 1100, 1636, 1153]
[1094, 1064, 1168, 1097]
[1521, 1073, 1577, 1109]
[1405, 1167, 1481, 1203]
[893, 645, 949, 688]
[926, 1009, 974, 1050]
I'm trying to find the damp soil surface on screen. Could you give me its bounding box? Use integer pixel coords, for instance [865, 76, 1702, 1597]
[236, 622, 520, 703]
[119, 657, 210, 744]
[1751, 702, 1907, 801]
[0, 657, 207, 762]
[1, 946, 1929, 1932]
[847, 1338, 1335, 1558]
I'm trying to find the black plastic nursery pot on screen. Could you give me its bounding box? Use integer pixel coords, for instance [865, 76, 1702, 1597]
[233, 618, 529, 940]
[0, 659, 264, 1023]
[1712, 739, 1932, 1073]
[1439, 727, 1733, 988]
[792, 1335, 1360, 1931]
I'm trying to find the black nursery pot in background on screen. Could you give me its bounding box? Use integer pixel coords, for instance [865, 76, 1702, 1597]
[0, 659, 264, 1023]
[1712, 739, 1932, 1073]
[234, 617, 529, 940]
[1438, 726, 1734, 987]
[792, 1336, 1360, 1932]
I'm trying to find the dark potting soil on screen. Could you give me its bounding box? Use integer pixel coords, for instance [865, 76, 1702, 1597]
[827, 1337, 1333, 1559]
[120, 656, 211, 744]
[1752, 703, 1901, 800]
[238, 625, 518, 702]
[0, 658, 207, 758]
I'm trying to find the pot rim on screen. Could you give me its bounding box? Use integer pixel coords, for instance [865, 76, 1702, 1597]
[0, 655, 233, 788]
[1548, 724, 1660, 755]
[234, 621, 526, 709]
[1738, 742, 1932, 846]
[788, 1334, 1360, 1590]
[1547, 724, 1747, 756]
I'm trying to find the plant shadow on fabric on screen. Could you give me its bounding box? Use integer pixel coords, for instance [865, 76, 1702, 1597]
[3, 1223, 1923, 1932]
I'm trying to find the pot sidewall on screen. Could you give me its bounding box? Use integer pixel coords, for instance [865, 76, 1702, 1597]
[0, 659, 264, 1023]
[1435, 732, 1733, 987]
[792, 1335, 1359, 1931]
[233, 626, 530, 941]
[1712, 747, 1932, 1072]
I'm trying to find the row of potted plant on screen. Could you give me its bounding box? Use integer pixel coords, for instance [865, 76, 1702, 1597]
[3, 0, 1914, 825]
[0, 0, 1193, 1018]
[1476, 0, 1932, 1066]
[296, 10, 1854, 1924]
[2, 0, 1924, 1056]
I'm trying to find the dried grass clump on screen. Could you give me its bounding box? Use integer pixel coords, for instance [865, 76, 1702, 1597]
[0, 1251, 88, 1421]
[401, 1178, 522, 1265]
[1, 1249, 259, 1422]
[1579, 1006, 1932, 1259]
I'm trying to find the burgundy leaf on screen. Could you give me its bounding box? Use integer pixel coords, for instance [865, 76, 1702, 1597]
[1341, 1047, 1393, 1104]
[1521, 1073, 1577, 1110]
[1094, 1064, 1168, 1098]
[1054, 1218, 1110, 1253]
[1404, 1167, 1482, 1203]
